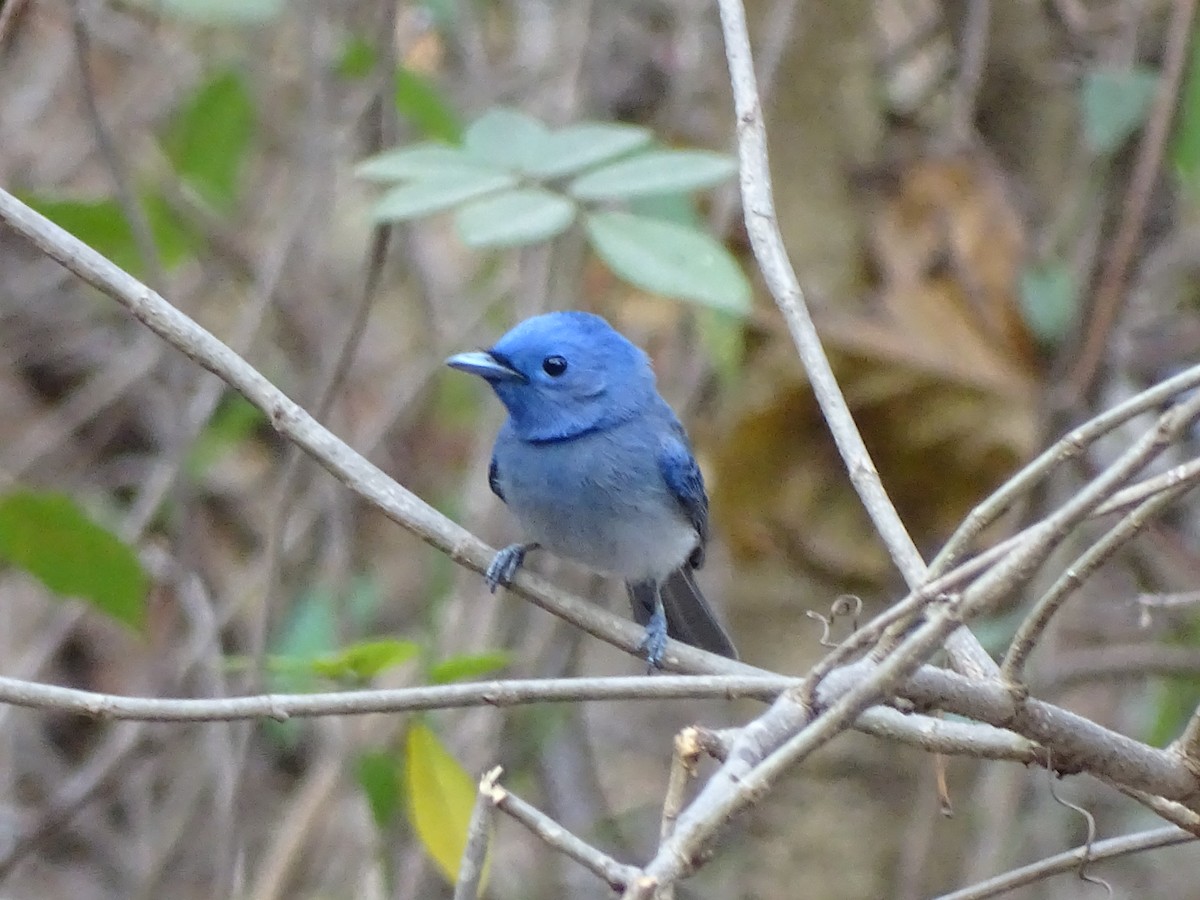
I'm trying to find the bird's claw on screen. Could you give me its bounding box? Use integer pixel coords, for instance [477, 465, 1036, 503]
[639, 607, 669, 672]
[485, 543, 529, 593]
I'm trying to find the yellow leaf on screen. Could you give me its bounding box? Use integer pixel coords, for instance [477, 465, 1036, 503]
[405, 721, 478, 884]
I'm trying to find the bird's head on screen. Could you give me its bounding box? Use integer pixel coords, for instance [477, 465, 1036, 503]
[446, 311, 658, 442]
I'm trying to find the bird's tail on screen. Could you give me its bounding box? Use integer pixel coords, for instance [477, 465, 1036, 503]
[627, 568, 738, 660]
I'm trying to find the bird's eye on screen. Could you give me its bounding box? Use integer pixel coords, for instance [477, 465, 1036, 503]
[542, 355, 567, 377]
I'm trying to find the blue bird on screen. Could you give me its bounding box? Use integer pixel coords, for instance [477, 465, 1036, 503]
[446, 311, 738, 668]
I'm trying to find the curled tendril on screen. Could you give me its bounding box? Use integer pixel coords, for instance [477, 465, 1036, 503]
[1046, 755, 1112, 898]
[805, 595, 864, 647]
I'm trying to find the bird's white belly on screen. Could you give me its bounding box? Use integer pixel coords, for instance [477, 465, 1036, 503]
[531, 505, 698, 583]
[503, 475, 698, 583]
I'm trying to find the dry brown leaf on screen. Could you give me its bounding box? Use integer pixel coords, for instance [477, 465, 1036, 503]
[711, 151, 1040, 585]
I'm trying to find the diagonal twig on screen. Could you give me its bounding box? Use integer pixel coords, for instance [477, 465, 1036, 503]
[935, 826, 1194, 900]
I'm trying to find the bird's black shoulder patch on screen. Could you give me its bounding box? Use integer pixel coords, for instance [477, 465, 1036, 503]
[488, 453, 505, 502]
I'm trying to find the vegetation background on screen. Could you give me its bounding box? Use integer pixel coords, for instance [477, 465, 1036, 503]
[2, 0, 1200, 897]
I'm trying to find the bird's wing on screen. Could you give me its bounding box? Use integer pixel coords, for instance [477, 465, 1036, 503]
[658, 431, 708, 567]
[488, 452, 505, 503]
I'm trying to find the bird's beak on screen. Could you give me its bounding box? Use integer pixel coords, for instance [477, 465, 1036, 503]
[445, 350, 527, 383]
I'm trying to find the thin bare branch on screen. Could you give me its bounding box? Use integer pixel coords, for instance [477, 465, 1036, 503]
[0, 673, 786, 722]
[1117, 787, 1200, 836]
[933, 359, 1200, 574]
[1095, 456, 1200, 517]
[889, 665, 1198, 799]
[935, 826, 1195, 900]
[661, 727, 702, 843]
[454, 767, 500, 900]
[485, 772, 639, 892]
[1002, 425, 1200, 680]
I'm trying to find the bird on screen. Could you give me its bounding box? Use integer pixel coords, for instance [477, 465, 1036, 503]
[446, 310, 738, 668]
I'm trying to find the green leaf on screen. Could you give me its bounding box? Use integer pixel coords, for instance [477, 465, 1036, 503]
[1082, 65, 1158, 155]
[22, 197, 138, 271]
[22, 193, 197, 276]
[1019, 261, 1077, 344]
[163, 69, 255, 211]
[455, 188, 576, 247]
[269, 585, 338, 693]
[372, 171, 516, 223]
[396, 68, 462, 143]
[697, 309, 746, 383]
[628, 192, 701, 228]
[24, 196, 129, 263]
[463, 108, 550, 172]
[406, 722, 477, 883]
[356, 143, 498, 183]
[585, 211, 751, 313]
[569, 150, 737, 200]
[310, 638, 420, 682]
[1143, 619, 1200, 745]
[357, 750, 404, 827]
[336, 35, 377, 80]
[0, 490, 147, 630]
[429, 651, 512, 684]
[1172, 43, 1200, 199]
[127, 0, 283, 25]
[141, 192, 201, 267]
[1147, 679, 1200, 747]
[525, 122, 653, 179]
[186, 393, 264, 478]
[261, 587, 334, 749]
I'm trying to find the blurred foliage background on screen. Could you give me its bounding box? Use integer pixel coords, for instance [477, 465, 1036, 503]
[3, 0, 1200, 897]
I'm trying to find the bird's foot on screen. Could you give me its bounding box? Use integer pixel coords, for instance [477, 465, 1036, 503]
[485, 543, 534, 593]
[638, 607, 669, 672]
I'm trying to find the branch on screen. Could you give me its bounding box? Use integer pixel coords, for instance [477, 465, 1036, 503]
[454, 767, 500, 900]
[1117, 787, 1200, 836]
[935, 826, 1195, 900]
[890, 665, 1199, 799]
[0, 671, 1043, 764]
[933, 359, 1200, 574]
[484, 770, 639, 892]
[0, 673, 785, 721]
[1002, 441, 1200, 681]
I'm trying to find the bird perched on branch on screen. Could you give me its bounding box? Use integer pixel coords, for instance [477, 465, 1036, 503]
[446, 311, 738, 668]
